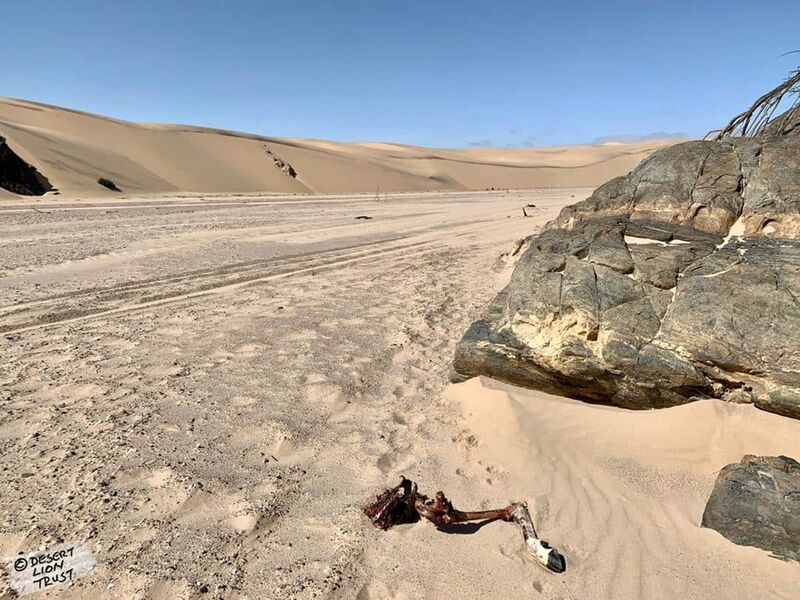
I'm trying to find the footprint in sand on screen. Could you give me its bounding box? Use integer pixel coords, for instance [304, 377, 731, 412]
[144, 468, 173, 488]
[305, 372, 327, 385]
[376, 448, 415, 475]
[392, 413, 408, 425]
[376, 452, 397, 474]
[141, 363, 184, 378]
[306, 382, 350, 420]
[392, 383, 414, 399]
[284, 329, 319, 344]
[173, 489, 228, 524]
[114, 466, 175, 490]
[114, 467, 191, 520]
[147, 580, 193, 600]
[223, 497, 259, 533]
[269, 435, 311, 464]
[43, 382, 106, 402]
[357, 580, 417, 600]
[232, 342, 264, 358]
[226, 512, 259, 534]
[209, 348, 234, 362]
[230, 395, 257, 407]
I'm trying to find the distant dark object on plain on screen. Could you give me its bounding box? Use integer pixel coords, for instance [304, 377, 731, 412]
[97, 177, 121, 192]
[0, 135, 54, 195]
[355, 215, 373, 220]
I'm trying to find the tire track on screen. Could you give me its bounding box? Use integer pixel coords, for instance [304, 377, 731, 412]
[2, 236, 409, 310]
[1, 237, 443, 334]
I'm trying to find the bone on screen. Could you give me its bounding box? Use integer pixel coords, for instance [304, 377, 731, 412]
[364, 478, 566, 573]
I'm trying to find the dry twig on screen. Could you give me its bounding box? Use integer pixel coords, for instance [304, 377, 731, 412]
[711, 62, 800, 139]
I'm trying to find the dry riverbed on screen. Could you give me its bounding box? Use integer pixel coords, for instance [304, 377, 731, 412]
[3, 189, 797, 600]
[0, 190, 569, 598]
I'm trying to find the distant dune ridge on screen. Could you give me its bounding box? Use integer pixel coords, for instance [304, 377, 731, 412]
[0, 97, 678, 197]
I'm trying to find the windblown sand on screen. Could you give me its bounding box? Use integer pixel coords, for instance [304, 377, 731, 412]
[1, 190, 799, 599]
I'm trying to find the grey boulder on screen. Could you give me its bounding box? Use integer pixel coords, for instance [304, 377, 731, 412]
[453, 113, 800, 418]
[702, 455, 800, 561]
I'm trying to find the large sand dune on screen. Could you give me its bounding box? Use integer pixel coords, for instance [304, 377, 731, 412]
[0, 98, 676, 197]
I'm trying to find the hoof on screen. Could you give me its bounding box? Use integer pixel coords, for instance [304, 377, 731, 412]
[547, 550, 566, 573]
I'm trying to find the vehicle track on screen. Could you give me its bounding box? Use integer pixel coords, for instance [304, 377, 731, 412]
[2, 236, 409, 308]
[0, 236, 443, 334]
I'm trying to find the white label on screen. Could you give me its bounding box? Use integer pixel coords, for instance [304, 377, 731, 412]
[3, 541, 96, 595]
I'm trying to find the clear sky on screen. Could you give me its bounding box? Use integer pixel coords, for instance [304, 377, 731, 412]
[5, 0, 799, 147]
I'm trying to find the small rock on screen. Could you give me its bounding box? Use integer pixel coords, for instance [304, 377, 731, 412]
[702, 455, 800, 561]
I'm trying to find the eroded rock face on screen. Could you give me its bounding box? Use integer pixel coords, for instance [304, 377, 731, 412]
[453, 116, 800, 418]
[0, 136, 53, 195]
[702, 455, 800, 561]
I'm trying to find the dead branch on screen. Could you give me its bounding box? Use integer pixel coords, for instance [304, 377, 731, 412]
[712, 64, 800, 139]
[364, 477, 566, 573]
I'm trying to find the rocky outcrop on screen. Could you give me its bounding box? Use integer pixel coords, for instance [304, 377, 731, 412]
[265, 147, 298, 178]
[97, 177, 121, 192]
[702, 455, 800, 561]
[453, 112, 800, 418]
[0, 135, 53, 195]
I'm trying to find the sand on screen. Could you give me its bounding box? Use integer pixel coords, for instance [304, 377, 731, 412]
[2, 189, 798, 599]
[0, 98, 676, 197]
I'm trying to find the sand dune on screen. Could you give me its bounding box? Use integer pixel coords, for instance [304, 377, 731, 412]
[0, 97, 677, 197]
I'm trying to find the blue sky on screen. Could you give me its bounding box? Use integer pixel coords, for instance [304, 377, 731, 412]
[5, 1, 799, 147]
